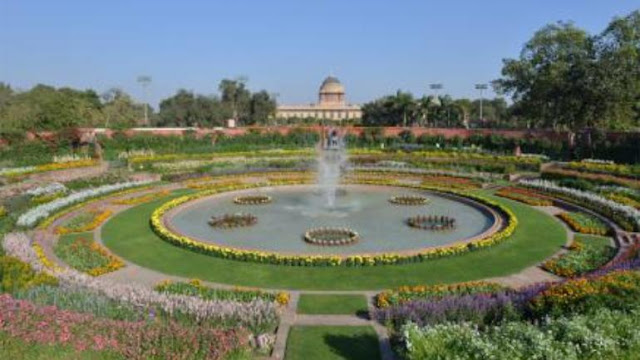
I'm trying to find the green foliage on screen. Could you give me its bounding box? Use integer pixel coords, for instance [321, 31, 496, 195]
[542, 235, 615, 277]
[12, 285, 149, 322]
[495, 11, 640, 132]
[403, 307, 640, 360]
[154, 280, 278, 303]
[156, 79, 276, 127]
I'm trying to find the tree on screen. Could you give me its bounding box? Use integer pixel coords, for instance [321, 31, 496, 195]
[219, 78, 251, 124]
[494, 22, 595, 132]
[249, 91, 276, 125]
[592, 10, 640, 129]
[101, 88, 144, 129]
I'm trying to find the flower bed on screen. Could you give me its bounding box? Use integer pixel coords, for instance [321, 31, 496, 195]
[55, 209, 112, 235]
[3, 232, 280, 334]
[0, 294, 250, 360]
[543, 167, 640, 189]
[25, 182, 67, 197]
[155, 279, 289, 305]
[127, 149, 314, 165]
[604, 192, 640, 209]
[541, 236, 616, 277]
[521, 179, 640, 231]
[495, 187, 553, 206]
[557, 212, 609, 235]
[564, 160, 640, 179]
[111, 190, 171, 205]
[401, 308, 640, 360]
[1, 159, 98, 178]
[0, 255, 58, 292]
[375, 281, 505, 308]
[233, 194, 272, 205]
[17, 180, 152, 228]
[209, 213, 257, 229]
[375, 268, 640, 332]
[389, 195, 429, 205]
[53, 235, 124, 276]
[149, 178, 517, 266]
[406, 215, 456, 231]
[303, 227, 360, 246]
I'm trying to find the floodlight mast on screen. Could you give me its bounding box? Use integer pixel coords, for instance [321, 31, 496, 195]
[137, 75, 152, 126]
[475, 84, 488, 121]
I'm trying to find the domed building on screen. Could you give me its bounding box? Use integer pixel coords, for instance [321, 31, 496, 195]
[276, 76, 362, 121]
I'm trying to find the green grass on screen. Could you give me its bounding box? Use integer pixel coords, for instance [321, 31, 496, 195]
[0, 331, 123, 360]
[285, 326, 380, 360]
[102, 190, 568, 290]
[297, 294, 369, 315]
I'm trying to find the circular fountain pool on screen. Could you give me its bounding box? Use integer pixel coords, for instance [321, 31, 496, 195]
[164, 185, 499, 256]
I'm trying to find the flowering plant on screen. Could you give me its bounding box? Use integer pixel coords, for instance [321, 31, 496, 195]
[521, 179, 640, 231]
[17, 180, 152, 228]
[3, 232, 280, 334]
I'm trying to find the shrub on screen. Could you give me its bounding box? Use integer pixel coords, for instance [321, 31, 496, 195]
[0, 256, 58, 292]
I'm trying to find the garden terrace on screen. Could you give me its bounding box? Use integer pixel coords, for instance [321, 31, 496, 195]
[3, 149, 640, 359]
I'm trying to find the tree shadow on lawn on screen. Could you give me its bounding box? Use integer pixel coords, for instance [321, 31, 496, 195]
[323, 332, 381, 360]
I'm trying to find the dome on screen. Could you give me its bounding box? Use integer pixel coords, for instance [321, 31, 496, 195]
[319, 76, 345, 94]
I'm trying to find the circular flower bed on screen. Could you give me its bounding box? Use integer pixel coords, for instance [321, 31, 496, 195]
[304, 227, 360, 246]
[233, 195, 272, 205]
[389, 195, 429, 205]
[209, 213, 258, 229]
[407, 215, 457, 231]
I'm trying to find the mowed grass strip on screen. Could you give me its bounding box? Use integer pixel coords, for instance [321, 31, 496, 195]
[297, 294, 369, 315]
[285, 326, 380, 360]
[102, 190, 568, 290]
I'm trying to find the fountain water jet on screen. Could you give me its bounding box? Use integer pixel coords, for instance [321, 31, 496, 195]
[316, 127, 347, 208]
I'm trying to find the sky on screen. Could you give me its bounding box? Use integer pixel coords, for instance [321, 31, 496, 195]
[1, 0, 638, 108]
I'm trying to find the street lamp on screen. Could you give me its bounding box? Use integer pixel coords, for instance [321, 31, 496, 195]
[475, 84, 488, 122]
[137, 75, 152, 126]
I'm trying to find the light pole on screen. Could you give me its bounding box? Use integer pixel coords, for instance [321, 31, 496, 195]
[429, 83, 443, 127]
[475, 84, 488, 122]
[137, 76, 152, 126]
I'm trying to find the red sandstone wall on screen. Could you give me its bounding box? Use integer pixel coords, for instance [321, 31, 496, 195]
[2, 126, 634, 145]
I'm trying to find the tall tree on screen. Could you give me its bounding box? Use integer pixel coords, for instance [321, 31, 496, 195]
[219, 78, 251, 124]
[494, 22, 595, 132]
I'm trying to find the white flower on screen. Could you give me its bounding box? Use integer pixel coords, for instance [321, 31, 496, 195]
[25, 182, 68, 197]
[17, 180, 153, 227]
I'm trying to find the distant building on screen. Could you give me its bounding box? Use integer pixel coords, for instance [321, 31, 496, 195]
[276, 76, 362, 121]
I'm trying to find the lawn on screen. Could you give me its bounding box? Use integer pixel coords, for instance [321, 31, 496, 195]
[297, 294, 369, 315]
[102, 190, 568, 290]
[285, 326, 380, 360]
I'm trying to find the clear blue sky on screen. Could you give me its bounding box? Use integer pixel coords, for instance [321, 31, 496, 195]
[1, 1, 638, 108]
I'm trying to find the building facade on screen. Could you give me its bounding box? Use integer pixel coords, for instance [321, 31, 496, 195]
[276, 76, 362, 121]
